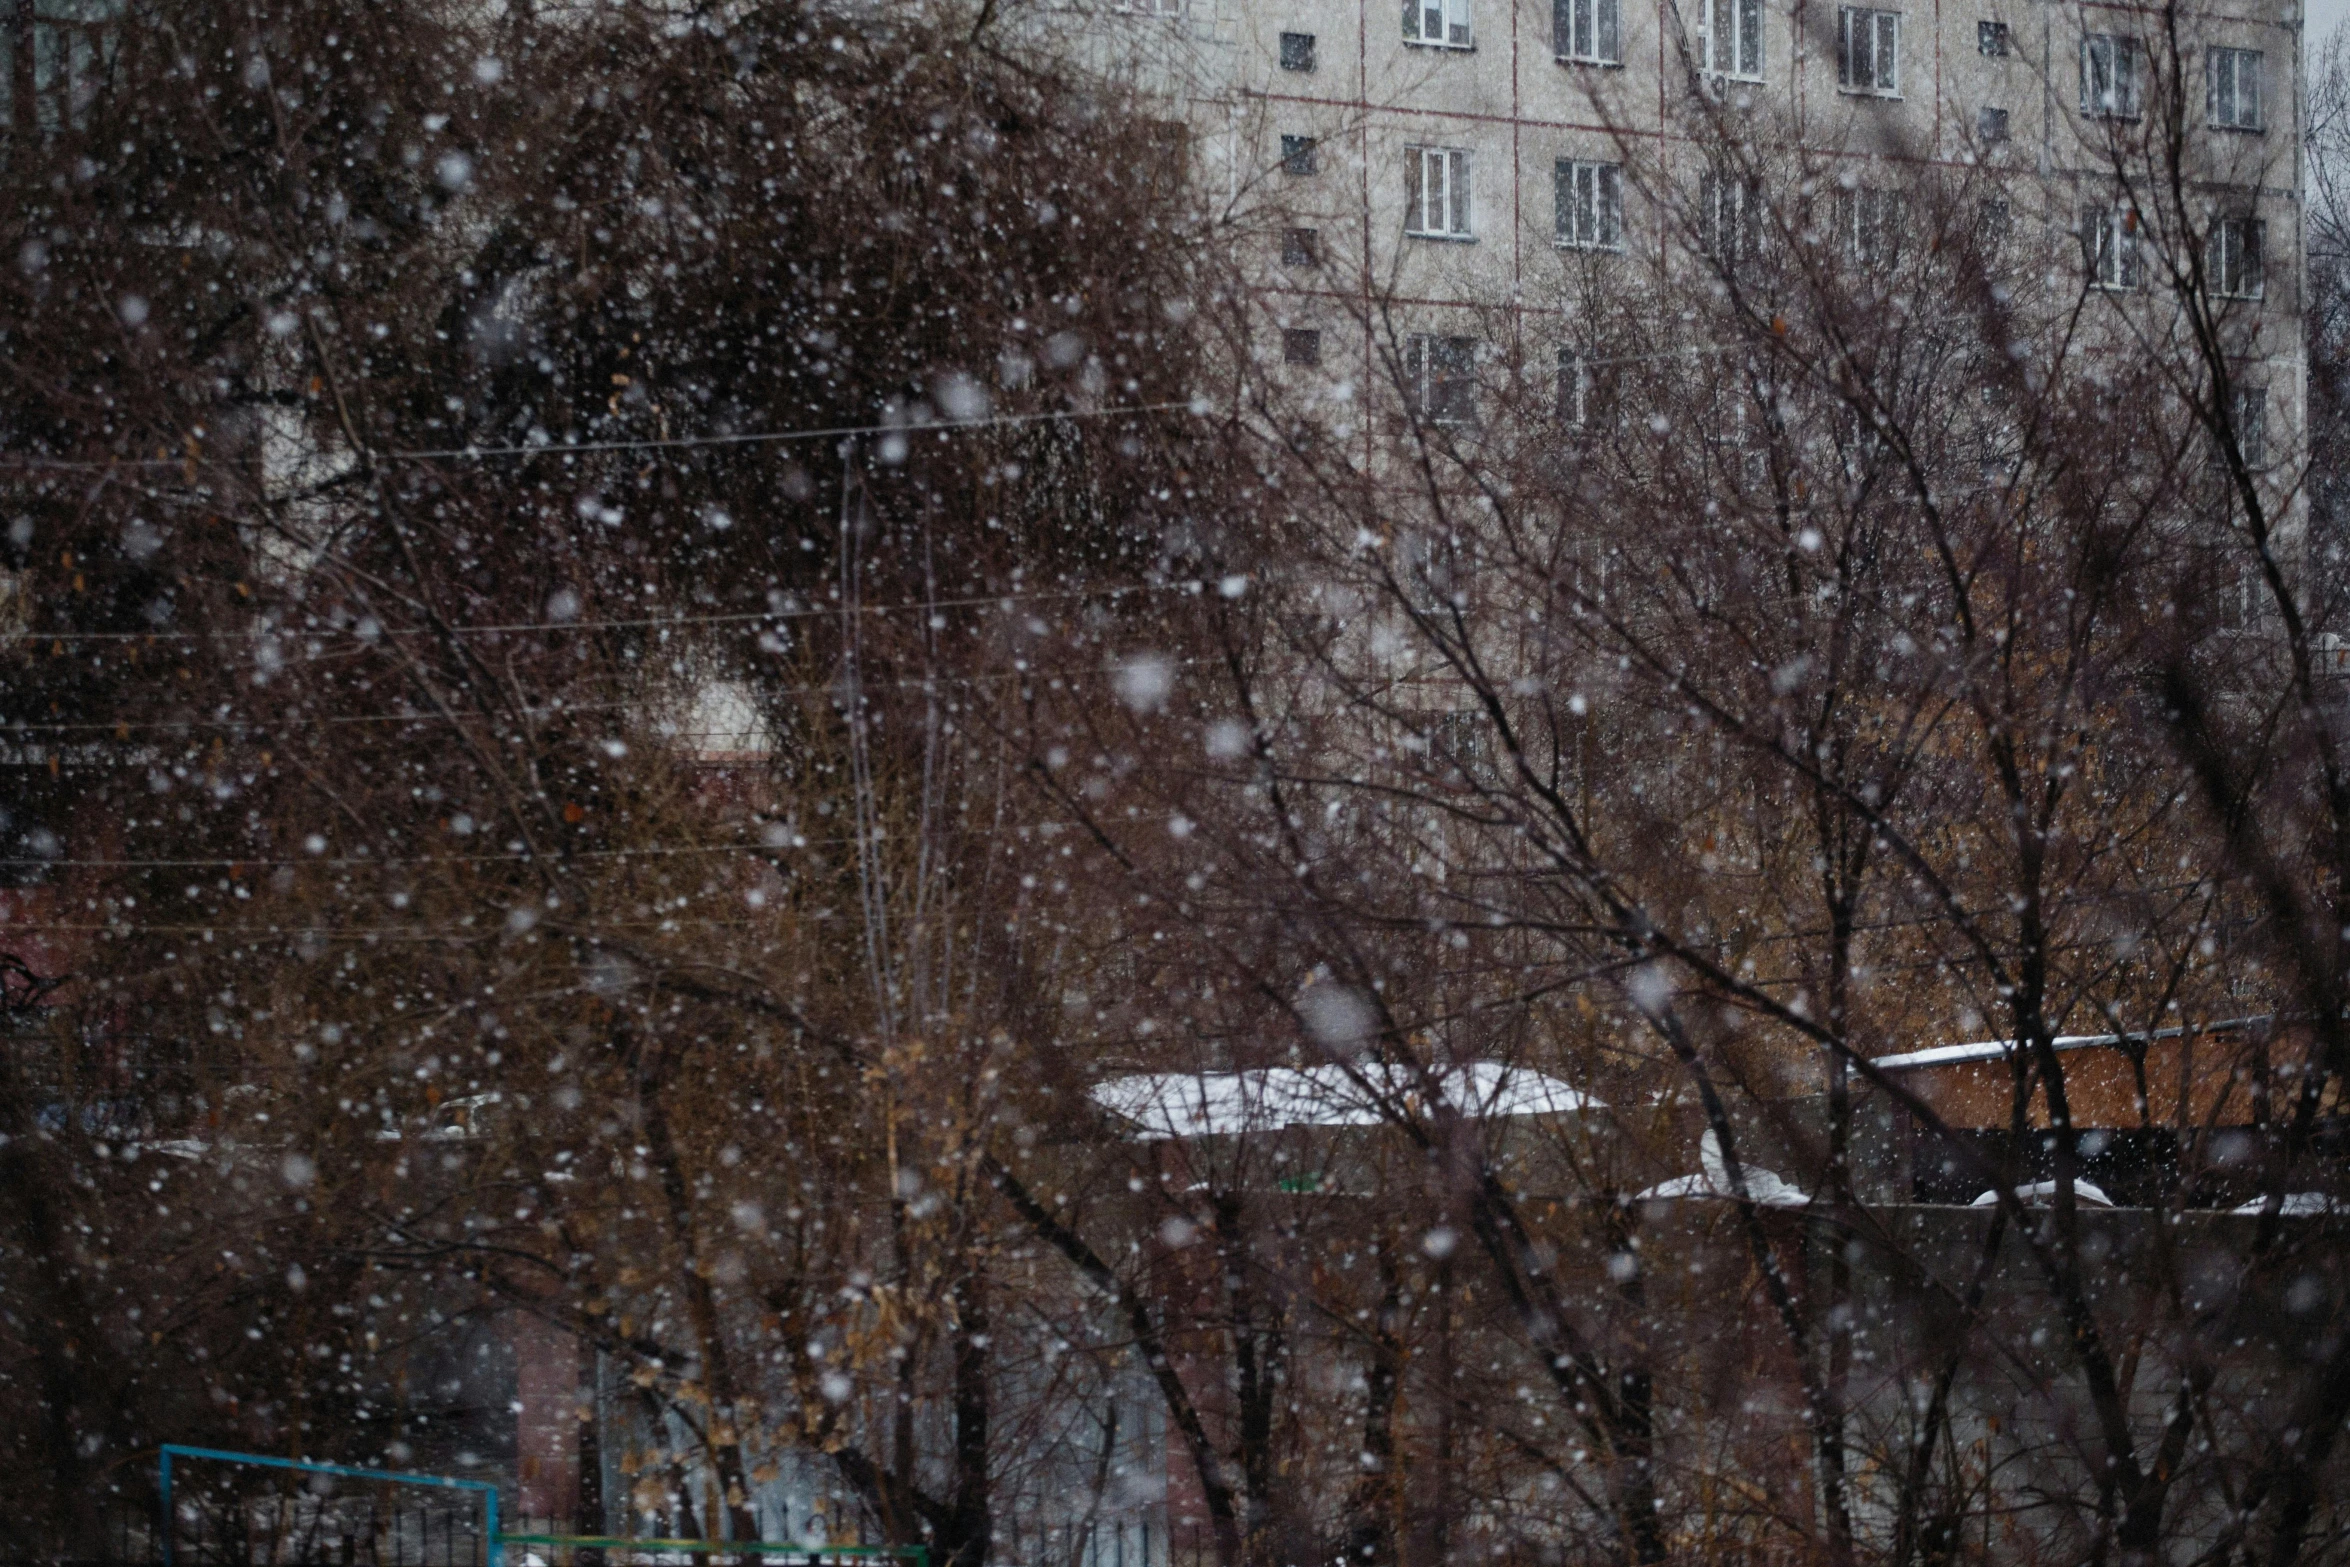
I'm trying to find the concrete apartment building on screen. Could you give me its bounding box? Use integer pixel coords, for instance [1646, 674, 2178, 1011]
[1097, 0, 2303, 504]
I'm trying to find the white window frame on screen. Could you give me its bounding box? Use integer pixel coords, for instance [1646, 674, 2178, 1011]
[2081, 34, 2142, 119]
[1555, 0, 1622, 64]
[1405, 0, 1474, 50]
[1838, 8, 1900, 96]
[2208, 47, 2263, 131]
[1700, 170, 1762, 264]
[2083, 205, 2142, 290]
[1555, 160, 1624, 250]
[1835, 187, 1904, 263]
[2231, 385, 2269, 469]
[2209, 215, 2264, 298]
[1557, 346, 1589, 427]
[1696, 0, 1764, 81]
[1406, 146, 1475, 239]
[1405, 334, 1481, 426]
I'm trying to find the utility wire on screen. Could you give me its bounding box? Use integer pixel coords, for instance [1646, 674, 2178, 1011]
[0, 398, 1205, 474]
[1, 578, 1201, 644]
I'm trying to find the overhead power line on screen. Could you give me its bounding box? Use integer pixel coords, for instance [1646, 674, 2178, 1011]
[0, 398, 1206, 474]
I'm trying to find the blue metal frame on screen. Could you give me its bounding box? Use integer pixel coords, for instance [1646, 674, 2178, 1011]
[159, 1444, 501, 1567]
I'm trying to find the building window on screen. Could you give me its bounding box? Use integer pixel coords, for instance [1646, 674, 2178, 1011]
[1405, 0, 1474, 49]
[1280, 31, 1318, 70]
[1977, 199, 2013, 252]
[1557, 346, 1589, 426]
[1978, 106, 2010, 140]
[1405, 335, 1479, 425]
[1282, 227, 1322, 267]
[1284, 328, 1324, 366]
[1699, 170, 1762, 264]
[2209, 215, 2264, 298]
[1281, 135, 1319, 176]
[1555, 159, 1624, 250]
[1839, 9, 1900, 95]
[2209, 48, 2263, 130]
[1835, 188, 1905, 263]
[1406, 146, 1475, 239]
[2231, 386, 2268, 468]
[2, 0, 121, 133]
[1978, 19, 2011, 55]
[2083, 205, 2142, 289]
[1555, 0, 1622, 63]
[2081, 35, 2142, 119]
[1696, 0, 1764, 80]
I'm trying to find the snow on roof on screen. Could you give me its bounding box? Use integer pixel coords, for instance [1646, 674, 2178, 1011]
[1090, 1061, 1597, 1141]
[1871, 1016, 2267, 1073]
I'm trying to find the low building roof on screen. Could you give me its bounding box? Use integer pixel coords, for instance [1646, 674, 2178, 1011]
[1091, 1061, 1597, 1141]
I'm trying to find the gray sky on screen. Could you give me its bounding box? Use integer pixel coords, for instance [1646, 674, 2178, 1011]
[2316, 0, 2348, 75]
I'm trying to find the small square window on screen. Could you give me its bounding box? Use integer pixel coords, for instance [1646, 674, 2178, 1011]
[1281, 134, 1319, 176]
[1977, 199, 2012, 250]
[1279, 30, 1318, 70]
[1978, 19, 2010, 55]
[1281, 228, 1321, 266]
[1978, 106, 2010, 140]
[1283, 328, 1323, 366]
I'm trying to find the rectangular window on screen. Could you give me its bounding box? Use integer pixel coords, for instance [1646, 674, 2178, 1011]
[1281, 135, 1319, 176]
[2083, 205, 2142, 289]
[1977, 198, 2013, 252]
[2209, 215, 2264, 298]
[1557, 346, 1588, 426]
[1978, 19, 2010, 55]
[1839, 8, 1900, 95]
[1282, 227, 1322, 267]
[1835, 188, 1905, 263]
[1555, 159, 1624, 250]
[2081, 35, 2142, 119]
[1406, 335, 1480, 425]
[2209, 48, 2263, 130]
[1283, 328, 1323, 366]
[1555, 0, 1622, 63]
[1978, 106, 2010, 140]
[2233, 385, 2268, 468]
[1696, 0, 1764, 80]
[1406, 146, 1475, 238]
[1699, 169, 1762, 264]
[1405, 0, 1474, 49]
[1280, 31, 1318, 70]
